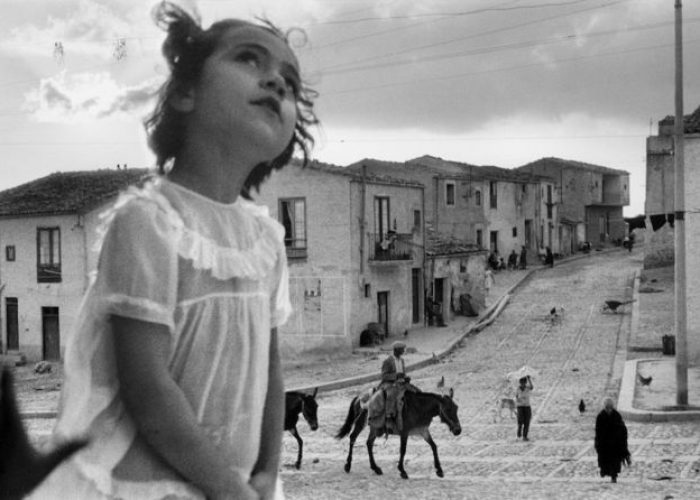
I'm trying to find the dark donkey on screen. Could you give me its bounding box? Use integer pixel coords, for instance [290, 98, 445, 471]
[335, 382, 461, 479]
[284, 389, 319, 469]
[1, 367, 87, 498]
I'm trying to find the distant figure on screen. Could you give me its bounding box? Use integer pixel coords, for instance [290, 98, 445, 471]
[515, 376, 534, 441]
[519, 246, 527, 269]
[488, 252, 499, 270]
[507, 250, 518, 270]
[426, 296, 447, 327]
[484, 268, 495, 297]
[544, 247, 554, 268]
[595, 398, 631, 483]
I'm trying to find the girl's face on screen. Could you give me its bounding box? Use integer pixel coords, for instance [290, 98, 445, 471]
[185, 24, 300, 165]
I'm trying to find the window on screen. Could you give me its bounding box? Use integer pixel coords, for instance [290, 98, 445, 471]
[490, 230, 498, 253]
[476, 229, 483, 248]
[413, 209, 421, 229]
[547, 185, 553, 219]
[475, 190, 481, 206]
[374, 196, 390, 237]
[489, 181, 498, 209]
[445, 182, 455, 206]
[5, 245, 15, 261]
[37, 227, 61, 283]
[279, 198, 307, 258]
[512, 227, 517, 238]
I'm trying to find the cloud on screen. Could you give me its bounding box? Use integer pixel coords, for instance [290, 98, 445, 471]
[24, 71, 162, 122]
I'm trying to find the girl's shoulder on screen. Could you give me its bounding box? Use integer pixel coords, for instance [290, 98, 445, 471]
[93, 178, 179, 248]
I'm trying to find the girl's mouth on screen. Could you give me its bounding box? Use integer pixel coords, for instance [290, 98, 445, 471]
[251, 97, 281, 116]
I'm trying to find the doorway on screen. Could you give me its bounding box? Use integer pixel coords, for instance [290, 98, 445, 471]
[377, 292, 389, 338]
[6, 298, 18, 351]
[411, 268, 421, 324]
[42, 307, 60, 360]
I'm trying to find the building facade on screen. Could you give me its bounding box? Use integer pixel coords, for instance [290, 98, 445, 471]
[645, 105, 700, 363]
[253, 161, 426, 358]
[0, 169, 148, 361]
[517, 158, 630, 252]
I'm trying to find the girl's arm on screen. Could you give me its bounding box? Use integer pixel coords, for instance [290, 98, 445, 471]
[250, 328, 285, 500]
[111, 315, 256, 500]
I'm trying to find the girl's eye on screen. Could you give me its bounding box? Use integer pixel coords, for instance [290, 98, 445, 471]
[237, 51, 260, 68]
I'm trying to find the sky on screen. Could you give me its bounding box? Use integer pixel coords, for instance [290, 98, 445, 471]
[1, 1, 699, 216]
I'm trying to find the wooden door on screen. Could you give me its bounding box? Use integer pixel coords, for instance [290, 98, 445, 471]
[6, 298, 18, 350]
[42, 307, 60, 360]
[411, 268, 421, 324]
[377, 291, 389, 338]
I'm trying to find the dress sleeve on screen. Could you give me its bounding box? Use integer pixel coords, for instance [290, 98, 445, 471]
[95, 198, 178, 330]
[270, 241, 292, 328]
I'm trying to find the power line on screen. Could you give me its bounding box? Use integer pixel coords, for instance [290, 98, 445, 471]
[322, 17, 700, 76]
[309, 0, 602, 26]
[314, 0, 629, 51]
[324, 37, 700, 96]
[320, 0, 631, 70]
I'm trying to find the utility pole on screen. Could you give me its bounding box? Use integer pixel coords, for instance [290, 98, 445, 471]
[674, 0, 688, 406]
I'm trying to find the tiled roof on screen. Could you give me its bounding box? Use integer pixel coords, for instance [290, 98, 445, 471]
[0, 168, 151, 217]
[408, 156, 550, 183]
[516, 157, 628, 176]
[321, 159, 423, 187]
[425, 228, 482, 257]
[659, 103, 700, 133]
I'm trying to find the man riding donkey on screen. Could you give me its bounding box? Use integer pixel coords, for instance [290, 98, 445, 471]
[367, 341, 420, 434]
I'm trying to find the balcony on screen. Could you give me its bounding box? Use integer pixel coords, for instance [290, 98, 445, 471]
[284, 238, 307, 260]
[368, 233, 413, 263]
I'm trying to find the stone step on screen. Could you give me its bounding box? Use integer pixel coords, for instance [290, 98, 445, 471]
[0, 350, 27, 366]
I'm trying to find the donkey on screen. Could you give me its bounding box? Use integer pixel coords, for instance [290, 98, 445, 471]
[0, 367, 87, 498]
[284, 389, 319, 469]
[335, 381, 461, 479]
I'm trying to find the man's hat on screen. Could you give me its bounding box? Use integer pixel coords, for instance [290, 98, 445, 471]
[392, 341, 406, 350]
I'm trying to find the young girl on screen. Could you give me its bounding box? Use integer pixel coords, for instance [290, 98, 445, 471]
[30, 2, 317, 499]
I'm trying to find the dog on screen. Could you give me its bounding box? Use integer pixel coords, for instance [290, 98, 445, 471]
[497, 397, 517, 420]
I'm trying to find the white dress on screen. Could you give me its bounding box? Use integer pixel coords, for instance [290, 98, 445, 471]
[30, 177, 292, 499]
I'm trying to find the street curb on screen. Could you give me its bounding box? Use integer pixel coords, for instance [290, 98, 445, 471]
[287, 250, 620, 395]
[619, 358, 700, 422]
[286, 292, 512, 394]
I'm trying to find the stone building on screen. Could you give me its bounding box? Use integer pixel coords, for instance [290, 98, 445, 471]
[0, 169, 149, 362]
[253, 161, 426, 358]
[644, 104, 700, 363]
[516, 158, 630, 252]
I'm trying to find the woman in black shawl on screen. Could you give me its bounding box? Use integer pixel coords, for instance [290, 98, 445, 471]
[594, 398, 631, 483]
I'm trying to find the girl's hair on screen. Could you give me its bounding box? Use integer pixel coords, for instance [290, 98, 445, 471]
[144, 1, 318, 197]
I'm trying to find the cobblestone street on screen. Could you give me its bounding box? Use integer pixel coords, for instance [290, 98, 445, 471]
[17, 251, 699, 499]
[279, 251, 700, 499]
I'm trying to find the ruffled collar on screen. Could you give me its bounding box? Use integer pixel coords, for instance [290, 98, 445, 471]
[96, 177, 283, 281]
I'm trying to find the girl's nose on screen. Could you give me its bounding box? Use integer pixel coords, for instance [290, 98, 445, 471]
[260, 72, 286, 99]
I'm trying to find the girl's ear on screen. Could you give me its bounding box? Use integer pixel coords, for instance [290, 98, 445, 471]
[170, 85, 196, 113]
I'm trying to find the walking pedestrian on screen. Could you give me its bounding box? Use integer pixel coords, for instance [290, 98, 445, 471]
[515, 376, 533, 441]
[484, 267, 495, 296]
[519, 245, 527, 269]
[544, 247, 554, 268]
[507, 249, 518, 270]
[595, 398, 631, 483]
[28, 3, 318, 499]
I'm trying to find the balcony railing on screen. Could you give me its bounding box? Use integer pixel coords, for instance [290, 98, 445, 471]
[368, 233, 413, 262]
[284, 238, 307, 259]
